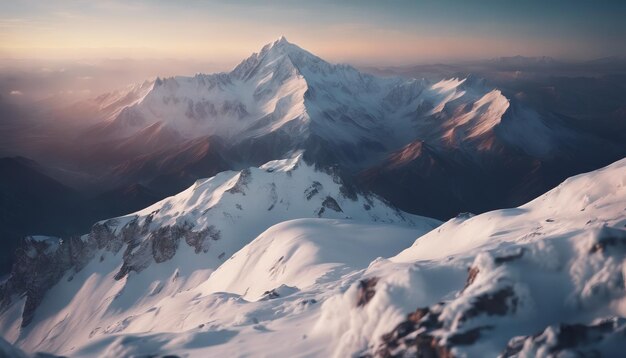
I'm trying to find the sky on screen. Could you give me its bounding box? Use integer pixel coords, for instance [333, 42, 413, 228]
[1, 0, 625, 66]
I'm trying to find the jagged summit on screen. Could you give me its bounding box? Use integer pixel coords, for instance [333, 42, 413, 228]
[231, 36, 333, 81]
[85, 37, 587, 194]
[264, 35, 293, 51]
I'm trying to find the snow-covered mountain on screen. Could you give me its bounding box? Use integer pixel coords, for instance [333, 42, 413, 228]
[69, 37, 624, 222]
[325, 156, 626, 357]
[0, 153, 438, 354]
[90, 37, 584, 165]
[1, 153, 624, 356]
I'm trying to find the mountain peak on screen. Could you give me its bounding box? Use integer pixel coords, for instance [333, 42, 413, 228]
[260, 36, 311, 60]
[260, 35, 297, 55]
[231, 37, 326, 81]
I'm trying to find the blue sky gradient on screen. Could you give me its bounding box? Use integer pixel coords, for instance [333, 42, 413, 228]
[1, 0, 624, 63]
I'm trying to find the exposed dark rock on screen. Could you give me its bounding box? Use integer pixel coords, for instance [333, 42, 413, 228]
[374, 282, 518, 357]
[340, 183, 359, 201]
[269, 256, 285, 276]
[356, 277, 379, 307]
[377, 305, 446, 357]
[447, 326, 492, 346]
[300, 299, 317, 306]
[463, 266, 480, 292]
[262, 289, 281, 300]
[151, 226, 182, 263]
[322, 196, 343, 213]
[376, 303, 491, 357]
[226, 168, 252, 195]
[267, 183, 277, 211]
[460, 286, 518, 322]
[412, 335, 454, 358]
[464, 250, 524, 292]
[184, 225, 221, 253]
[115, 239, 153, 280]
[0, 235, 99, 327]
[304, 181, 323, 200]
[90, 221, 122, 253]
[502, 318, 626, 357]
[141, 211, 158, 234]
[1, 216, 223, 327]
[260, 285, 298, 300]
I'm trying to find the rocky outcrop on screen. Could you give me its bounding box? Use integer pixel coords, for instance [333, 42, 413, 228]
[226, 168, 252, 195]
[502, 318, 626, 357]
[374, 292, 512, 358]
[317, 196, 343, 217]
[0, 216, 222, 327]
[356, 277, 379, 307]
[260, 285, 298, 301]
[375, 304, 451, 358]
[0, 235, 98, 327]
[304, 181, 323, 200]
[373, 259, 522, 357]
[115, 222, 221, 279]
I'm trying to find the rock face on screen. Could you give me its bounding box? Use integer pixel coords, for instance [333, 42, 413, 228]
[356, 278, 379, 307]
[0, 154, 437, 330]
[0, 236, 96, 327]
[374, 277, 519, 357]
[502, 318, 626, 357]
[0, 218, 219, 327]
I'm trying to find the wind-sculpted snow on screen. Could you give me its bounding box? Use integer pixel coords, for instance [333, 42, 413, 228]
[1, 158, 624, 356]
[0, 154, 439, 355]
[317, 157, 626, 357]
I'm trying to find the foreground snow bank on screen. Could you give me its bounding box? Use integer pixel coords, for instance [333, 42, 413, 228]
[1, 157, 624, 357]
[315, 157, 626, 357]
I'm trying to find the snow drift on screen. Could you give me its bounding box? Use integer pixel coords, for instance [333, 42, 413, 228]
[1, 156, 625, 357]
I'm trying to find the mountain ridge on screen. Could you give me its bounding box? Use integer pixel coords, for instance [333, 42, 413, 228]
[1, 154, 624, 357]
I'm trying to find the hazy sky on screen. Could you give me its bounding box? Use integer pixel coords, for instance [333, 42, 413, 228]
[1, 0, 625, 65]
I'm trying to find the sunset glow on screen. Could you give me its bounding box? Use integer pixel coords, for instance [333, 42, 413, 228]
[2, 0, 625, 64]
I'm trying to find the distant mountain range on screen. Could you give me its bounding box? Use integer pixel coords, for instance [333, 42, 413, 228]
[71, 37, 624, 218]
[0, 37, 624, 271]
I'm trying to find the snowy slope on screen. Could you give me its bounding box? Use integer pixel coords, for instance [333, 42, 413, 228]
[199, 218, 425, 300]
[318, 157, 626, 357]
[43, 218, 426, 358]
[1, 157, 624, 357]
[0, 154, 439, 355]
[91, 37, 570, 165]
